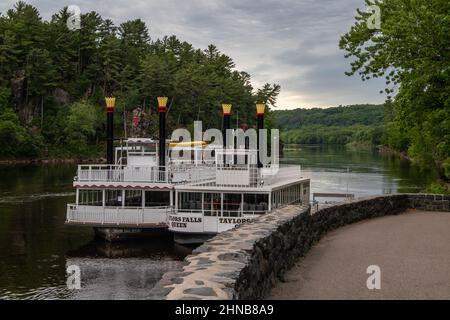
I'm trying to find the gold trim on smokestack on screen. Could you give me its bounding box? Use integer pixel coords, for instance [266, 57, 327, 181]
[105, 97, 116, 112]
[222, 104, 232, 115]
[256, 103, 265, 115]
[157, 97, 168, 107]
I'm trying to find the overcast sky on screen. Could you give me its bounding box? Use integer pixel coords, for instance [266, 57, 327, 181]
[0, 0, 387, 109]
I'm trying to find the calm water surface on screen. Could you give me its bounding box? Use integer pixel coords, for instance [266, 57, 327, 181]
[0, 145, 435, 299]
[282, 145, 435, 196]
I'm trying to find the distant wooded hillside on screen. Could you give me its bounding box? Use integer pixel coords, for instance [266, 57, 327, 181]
[273, 104, 386, 146]
[273, 104, 385, 130]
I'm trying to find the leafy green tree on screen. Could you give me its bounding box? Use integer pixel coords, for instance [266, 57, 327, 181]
[1, 1, 43, 75]
[255, 83, 281, 107]
[0, 2, 281, 158]
[64, 101, 98, 154]
[0, 98, 42, 158]
[339, 0, 449, 180]
[0, 87, 10, 112]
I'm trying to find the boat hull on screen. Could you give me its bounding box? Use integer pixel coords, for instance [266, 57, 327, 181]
[94, 227, 170, 242]
[172, 232, 216, 245]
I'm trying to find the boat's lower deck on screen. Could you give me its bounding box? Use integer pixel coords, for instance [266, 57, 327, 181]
[66, 204, 170, 227]
[66, 171, 310, 240]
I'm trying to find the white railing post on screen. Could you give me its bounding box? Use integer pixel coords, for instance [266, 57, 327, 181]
[217, 213, 219, 233]
[202, 211, 205, 233]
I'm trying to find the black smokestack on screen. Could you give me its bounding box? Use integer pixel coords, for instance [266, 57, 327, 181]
[157, 97, 168, 170]
[105, 97, 115, 165]
[256, 103, 265, 168]
[222, 104, 232, 149]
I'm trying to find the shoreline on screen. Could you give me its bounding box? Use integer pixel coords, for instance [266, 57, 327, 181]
[377, 145, 412, 161]
[0, 157, 105, 165]
[0, 145, 415, 165]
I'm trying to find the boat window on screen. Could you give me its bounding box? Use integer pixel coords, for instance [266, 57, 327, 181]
[223, 194, 242, 217]
[270, 183, 305, 209]
[125, 190, 142, 207]
[78, 189, 102, 206]
[142, 144, 156, 153]
[243, 194, 268, 213]
[145, 190, 170, 207]
[105, 189, 121, 206]
[128, 143, 157, 155]
[178, 192, 201, 211]
[203, 193, 221, 216]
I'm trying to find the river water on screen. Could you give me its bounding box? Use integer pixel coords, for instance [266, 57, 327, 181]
[0, 145, 436, 299]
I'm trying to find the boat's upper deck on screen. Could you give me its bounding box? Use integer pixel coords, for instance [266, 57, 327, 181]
[74, 163, 215, 188]
[175, 165, 307, 192]
[74, 162, 306, 191]
[74, 148, 306, 191]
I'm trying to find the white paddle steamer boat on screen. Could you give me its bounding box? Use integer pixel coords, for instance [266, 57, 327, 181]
[65, 98, 310, 243]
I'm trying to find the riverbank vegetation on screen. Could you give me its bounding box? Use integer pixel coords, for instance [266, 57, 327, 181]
[339, 0, 449, 189]
[0, 1, 280, 160]
[280, 1, 449, 191]
[273, 104, 385, 146]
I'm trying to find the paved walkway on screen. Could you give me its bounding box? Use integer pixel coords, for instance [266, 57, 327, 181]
[269, 210, 450, 299]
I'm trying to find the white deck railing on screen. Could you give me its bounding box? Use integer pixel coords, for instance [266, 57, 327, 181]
[76, 165, 169, 183]
[184, 165, 302, 188]
[75, 164, 302, 188]
[66, 204, 170, 226]
[177, 209, 267, 216]
[76, 164, 217, 184]
[170, 165, 216, 184]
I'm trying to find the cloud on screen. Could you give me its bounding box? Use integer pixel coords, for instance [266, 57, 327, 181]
[0, 0, 387, 108]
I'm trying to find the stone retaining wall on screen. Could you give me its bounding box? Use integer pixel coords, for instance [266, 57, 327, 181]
[408, 194, 450, 212]
[150, 194, 449, 300]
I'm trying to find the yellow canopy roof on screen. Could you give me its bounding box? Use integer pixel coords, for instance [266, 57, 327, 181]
[169, 141, 207, 148]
